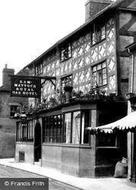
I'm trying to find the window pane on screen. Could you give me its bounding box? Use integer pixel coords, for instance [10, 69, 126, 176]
[92, 32, 97, 45]
[28, 121, 33, 141]
[10, 105, 19, 117]
[60, 44, 72, 62]
[72, 112, 81, 144]
[65, 113, 72, 144]
[92, 62, 107, 87]
[103, 79, 107, 85]
[92, 66, 96, 72]
[61, 75, 73, 93]
[97, 64, 101, 70]
[101, 26, 106, 40]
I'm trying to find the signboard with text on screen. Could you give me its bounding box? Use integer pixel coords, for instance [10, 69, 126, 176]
[11, 76, 41, 98]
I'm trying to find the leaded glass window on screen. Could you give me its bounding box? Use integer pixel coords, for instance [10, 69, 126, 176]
[43, 115, 63, 143]
[60, 44, 72, 62]
[92, 24, 106, 45]
[61, 75, 73, 92]
[92, 61, 107, 87]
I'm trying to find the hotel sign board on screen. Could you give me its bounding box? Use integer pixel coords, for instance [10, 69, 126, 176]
[11, 75, 41, 98]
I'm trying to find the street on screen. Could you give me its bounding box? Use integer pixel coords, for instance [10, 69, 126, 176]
[0, 165, 80, 190]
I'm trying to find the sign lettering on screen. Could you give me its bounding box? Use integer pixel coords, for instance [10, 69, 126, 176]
[11, 76, 41, 98]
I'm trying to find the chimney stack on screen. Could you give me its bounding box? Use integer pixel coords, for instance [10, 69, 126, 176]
[2, 64, 14, 88]
[85, 0, 113, 22]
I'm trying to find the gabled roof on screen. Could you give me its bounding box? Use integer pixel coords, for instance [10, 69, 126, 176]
[23, 0, 125, 70]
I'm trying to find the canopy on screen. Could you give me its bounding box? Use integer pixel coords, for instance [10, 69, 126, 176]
[88, 111, 136, 133]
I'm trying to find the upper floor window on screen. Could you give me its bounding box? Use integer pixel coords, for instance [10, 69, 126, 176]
[92, 25, 106, 45]
[35, 63, 43, 75]
[92, 61, 107, 88]
[61, 75, 73, 92]
[10, 105, 19, 117]
[60, 44, 72, 62]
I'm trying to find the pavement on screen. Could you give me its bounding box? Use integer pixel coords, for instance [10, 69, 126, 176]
[0, 158, 136, 190]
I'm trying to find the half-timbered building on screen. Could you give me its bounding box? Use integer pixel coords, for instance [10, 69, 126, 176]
[15, 0, 136, 178]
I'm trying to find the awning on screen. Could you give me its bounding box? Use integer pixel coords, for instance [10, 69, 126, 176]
[88, 111, 136, 133]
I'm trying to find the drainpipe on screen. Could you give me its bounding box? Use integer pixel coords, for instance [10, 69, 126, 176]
[131, 53, 134, 93]
[127, 48, 135, 181]
[128, 48, 134, 93]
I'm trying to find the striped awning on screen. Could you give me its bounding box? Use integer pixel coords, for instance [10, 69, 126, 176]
[87, 111, 136, 133]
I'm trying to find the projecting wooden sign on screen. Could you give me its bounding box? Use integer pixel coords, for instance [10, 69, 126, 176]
[11, 75, 41, 98]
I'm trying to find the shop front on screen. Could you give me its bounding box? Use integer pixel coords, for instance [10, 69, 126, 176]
[15, 99, 127, 177]
[88, 111, 136, 181]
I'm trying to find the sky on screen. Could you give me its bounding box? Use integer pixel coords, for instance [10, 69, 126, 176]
[0, 0, 86, 85]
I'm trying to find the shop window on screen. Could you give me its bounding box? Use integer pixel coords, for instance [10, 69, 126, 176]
[64, 113, 72, 143]
[92, 25, 106, 45]
[60, 44, 72, 62]
[16, 121, 33, 142]
[10, 105, 19, 117]
[43, 111, 90, 145]
[43, 115, 63, 143]
[16, 122, 23, 141]
[27, 121, 34, 141]
[22, 124, 28, 141]
[72, 112, 81, 144]
[92, 61, 107, 87]
[82, 111, 89, 144]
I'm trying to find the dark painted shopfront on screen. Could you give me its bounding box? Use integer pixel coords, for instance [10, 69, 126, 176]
[16, 98, 127, 177]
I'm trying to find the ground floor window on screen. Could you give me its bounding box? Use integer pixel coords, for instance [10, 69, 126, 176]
[43, 115, 63, 143]
[16, 120, 34, 142]
[43, 110, 90, 144]
[64, 113, 72, 143]
[72, 111, 81, 144]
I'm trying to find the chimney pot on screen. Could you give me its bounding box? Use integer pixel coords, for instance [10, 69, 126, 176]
[2, 66, 14, 88]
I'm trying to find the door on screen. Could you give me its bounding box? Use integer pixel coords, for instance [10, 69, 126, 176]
[34, 122, 41, 162]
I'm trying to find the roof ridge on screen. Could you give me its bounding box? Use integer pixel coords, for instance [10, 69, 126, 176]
[22, 0, 124, 71]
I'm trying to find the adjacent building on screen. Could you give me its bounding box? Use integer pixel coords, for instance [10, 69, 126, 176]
[15, 0, 136, 178]
[125, 42, 136, 182]
[0, 65, 28, 158]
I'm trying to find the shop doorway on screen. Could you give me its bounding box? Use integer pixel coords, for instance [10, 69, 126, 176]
[34, 122, 41, 162]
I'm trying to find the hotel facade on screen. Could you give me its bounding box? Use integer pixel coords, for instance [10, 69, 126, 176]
[14, 0, 136, 179]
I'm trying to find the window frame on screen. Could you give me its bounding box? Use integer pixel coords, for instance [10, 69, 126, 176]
[16, 120, 34, 142]
[92, 61, 108, 88]
[60, 44, 72, 62]
[92, 24, 106, 46]
[42, 110, 90, 145]
[43, 114, 63, 143]
[10, 105, 20, 118]
[61, 74, 73, 92]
